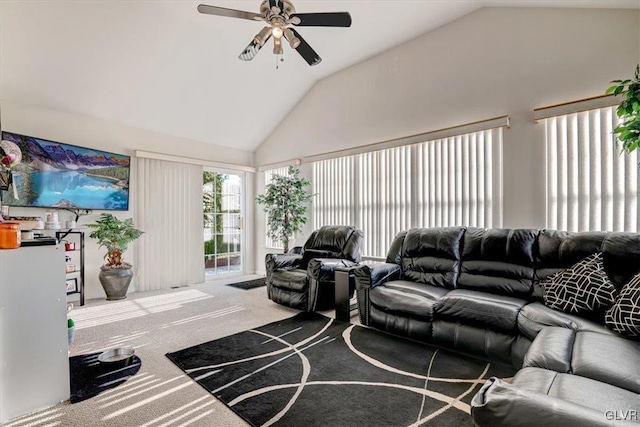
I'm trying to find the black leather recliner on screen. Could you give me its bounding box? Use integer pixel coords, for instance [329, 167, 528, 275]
[265, 225, 364, 311]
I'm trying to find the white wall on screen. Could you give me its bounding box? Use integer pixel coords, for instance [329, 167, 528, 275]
[254, 7, 640, 248]
[1, 102, 253, 300]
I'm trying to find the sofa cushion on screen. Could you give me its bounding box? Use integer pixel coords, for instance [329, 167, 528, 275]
[517, 302, 615, 340]
[471, 371, 635, 427]
[512, 367, 640, 422]
[571, 331, 640, 394]
[369, 280, 449, 320]
[541, 253, 617, 316]
[270, 269, 308, 292]
[303, 225, 363, 263]
[369, 305, 432, 342]
[268, 285, 307, 310]
[605, 273, 640, 337]
[434, 289, 527, 333]
[602, 233, 640, 291]
[458, 228, 537, 298]
[398, 227, 465, 289]
[533, 230, 607, 300]
[432, 321, 517, 366]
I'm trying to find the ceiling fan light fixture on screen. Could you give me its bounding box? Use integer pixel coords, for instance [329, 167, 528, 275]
[283, 28, 300, 49]
[273, 37, 284, 55]
[253, 26, 272, 46]
[271, 26, 284, 39]
[198, 1, 351, 66]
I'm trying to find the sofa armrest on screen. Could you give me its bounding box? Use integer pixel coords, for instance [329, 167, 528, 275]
[523, 327, 575, 373]
[353, 262, 401, 291]
[265, 253, 303, 273]
[307, 258, 357, 283]
[471, 377, 625, 427]
[517, 302, 615, 340]
[288, 246, 304, 255]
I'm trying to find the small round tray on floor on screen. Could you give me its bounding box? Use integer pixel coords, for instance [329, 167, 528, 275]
[98, 347, 135, 365]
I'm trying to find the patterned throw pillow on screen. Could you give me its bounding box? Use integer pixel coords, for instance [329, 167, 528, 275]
[541, 252, 617, 316]
[605, 274, 640, 336]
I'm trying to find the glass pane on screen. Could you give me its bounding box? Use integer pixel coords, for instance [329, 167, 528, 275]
[203, 213, 215, 228]
[227, 233, 241, 253]
[210, 214, 222, 236]
[220, 213, 239, 233]
[220, 195, 231, 213]
[203, 181, 214, 197]
[204, 254, 216, 269]
[204, 238, 216, 256]
[228, 254, 241, 266]
[225, 174, 242, 195]
[231, 195, 241, 211]
[216, 255, 229, 270]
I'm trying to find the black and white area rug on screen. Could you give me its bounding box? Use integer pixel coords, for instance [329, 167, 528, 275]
[70, 352, 142, 403]
[225, 278, 267, 290]
[166, 312, 514, 426]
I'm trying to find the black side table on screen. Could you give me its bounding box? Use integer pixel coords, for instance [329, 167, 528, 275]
[335, 266, 359, 322]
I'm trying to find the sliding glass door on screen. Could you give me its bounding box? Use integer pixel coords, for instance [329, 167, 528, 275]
[203, 169, 244, 277]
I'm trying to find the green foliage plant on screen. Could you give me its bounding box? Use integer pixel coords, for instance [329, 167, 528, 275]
[256, 166, 312, 253]
[606, 64, 640, 155]
[88, 213, 143, 268]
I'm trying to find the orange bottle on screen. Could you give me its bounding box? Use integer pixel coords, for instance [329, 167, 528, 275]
[0, 222, 21, 249]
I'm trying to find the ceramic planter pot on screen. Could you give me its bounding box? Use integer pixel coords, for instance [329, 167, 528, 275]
[99, 265, 133, 300]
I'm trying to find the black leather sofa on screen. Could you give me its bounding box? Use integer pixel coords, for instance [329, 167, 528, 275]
[353, 227, 640, 427]
[266, 225, 363, 311]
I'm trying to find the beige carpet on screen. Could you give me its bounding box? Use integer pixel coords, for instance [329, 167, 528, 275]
[1, 275, 348, 427]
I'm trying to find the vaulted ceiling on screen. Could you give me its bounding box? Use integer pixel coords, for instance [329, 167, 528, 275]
[1, 0, 637, 152]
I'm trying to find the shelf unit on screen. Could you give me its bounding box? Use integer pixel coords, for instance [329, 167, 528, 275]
[56, 230, 85, 306]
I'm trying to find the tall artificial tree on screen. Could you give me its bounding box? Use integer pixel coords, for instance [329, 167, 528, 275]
[606, 63, 640, 157]
[257, 166, 312, 253]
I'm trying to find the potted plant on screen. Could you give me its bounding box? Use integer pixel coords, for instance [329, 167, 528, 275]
[88, 213, 143, 300]
[67, 318, 75, 345]
[256, 166, 312, 253]
[606, 63, 640, 156]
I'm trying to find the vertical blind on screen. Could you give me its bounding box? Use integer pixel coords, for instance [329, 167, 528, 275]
[263, 167, 290, 249]
[136, 157, 205, 291]
[544, 106, 639, 232]
[313, 128, 504, 258]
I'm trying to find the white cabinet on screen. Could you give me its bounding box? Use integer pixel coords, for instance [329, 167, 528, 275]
[0, 244, 70, 422]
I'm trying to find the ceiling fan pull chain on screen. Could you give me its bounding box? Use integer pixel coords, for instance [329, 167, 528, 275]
[276, 52, 284, 70]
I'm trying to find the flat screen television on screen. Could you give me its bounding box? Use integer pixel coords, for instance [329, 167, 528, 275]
[0, 131, 130, 211]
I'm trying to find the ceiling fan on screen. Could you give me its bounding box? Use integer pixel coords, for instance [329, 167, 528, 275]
[197, 1, 352, 66]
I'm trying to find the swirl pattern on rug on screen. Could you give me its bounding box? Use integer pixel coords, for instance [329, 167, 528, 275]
[166, 312, 514, 427]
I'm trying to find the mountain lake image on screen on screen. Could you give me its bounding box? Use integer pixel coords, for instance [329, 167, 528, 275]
[0, 131, 130, 211]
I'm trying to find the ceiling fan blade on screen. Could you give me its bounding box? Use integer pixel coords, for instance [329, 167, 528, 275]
[288, 29, 321, 66]
[238, 33, 272, 61]
[197, 4, 261, 21]
[290, 12, 352, 27]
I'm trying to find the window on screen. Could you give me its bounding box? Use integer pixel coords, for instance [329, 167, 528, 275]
[263, 167, 291, 249]
[538, 103, 638, 232]
[312, 127, 504, 258]
[203, 171, 243, 276]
